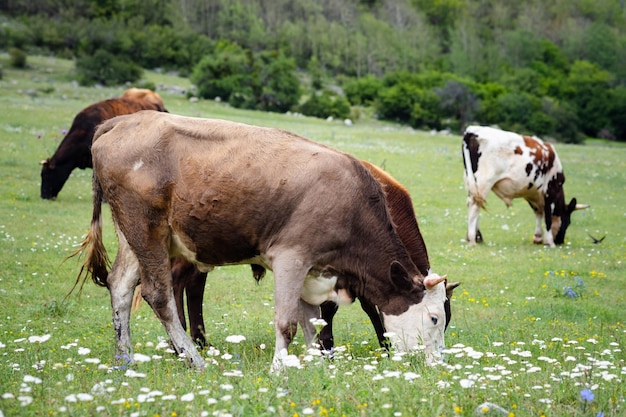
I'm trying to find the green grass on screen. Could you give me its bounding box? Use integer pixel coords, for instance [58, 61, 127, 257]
[0, 54, 624, 417]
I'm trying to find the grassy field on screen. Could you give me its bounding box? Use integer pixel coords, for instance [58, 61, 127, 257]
[0, 54, 624, 417]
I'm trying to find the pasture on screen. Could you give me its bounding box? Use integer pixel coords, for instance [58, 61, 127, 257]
[0, 54, 624, 416]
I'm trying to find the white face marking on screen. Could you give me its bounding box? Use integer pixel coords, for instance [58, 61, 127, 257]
[133, 159, 144, 171]
[382, 280, 447, 365]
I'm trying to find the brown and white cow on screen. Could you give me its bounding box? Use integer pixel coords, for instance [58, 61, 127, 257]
[40, 88, 167, 200]
[462, 125, 588, 246]
[72, 110, 450, 372]
[136, 160, 460, 355]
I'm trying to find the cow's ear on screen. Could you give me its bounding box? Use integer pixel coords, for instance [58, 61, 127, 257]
[389, 261, 413, 291]
[567, 198, 578, 214]
[446, 281, 461, 299]
[570, 198, 590, 212]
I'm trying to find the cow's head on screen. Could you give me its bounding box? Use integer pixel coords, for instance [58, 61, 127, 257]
[381, 265, 457, 365]
[40, 158, 73, 200]
[545, 172, 589, 245]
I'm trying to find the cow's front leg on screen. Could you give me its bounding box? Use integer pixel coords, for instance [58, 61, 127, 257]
[531, 206, 545, 245]
[358, 297, 389, 349]
[318, 301, 338, 354]
[185, 268, 208, 347]
[270, 252, 309, 373]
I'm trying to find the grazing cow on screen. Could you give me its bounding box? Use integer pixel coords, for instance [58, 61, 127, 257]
[462, 125, 588, 246]
[40, 88, 167, 200]
[73, 110, 450, 372]
[135, 161, 460, 354]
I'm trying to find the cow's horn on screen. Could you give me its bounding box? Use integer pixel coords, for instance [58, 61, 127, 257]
[40, 159, 48, 166]
[575, 203, 590, 211]
[424, 274, 447, 290]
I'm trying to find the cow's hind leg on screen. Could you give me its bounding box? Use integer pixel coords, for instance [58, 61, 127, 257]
[108, 229, 141, 365]
[467, 197, 483, 244]
[298, 299, 321, 348]
[140, 256, 205, 369]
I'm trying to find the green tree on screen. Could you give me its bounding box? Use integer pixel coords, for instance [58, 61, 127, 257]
[190, 41, 251, 101]
[75, 48, 142, 86]
[565, 60, 614, 137]
[255, 51, 301, 113]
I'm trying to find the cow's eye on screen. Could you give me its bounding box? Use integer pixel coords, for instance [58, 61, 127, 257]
[430, 315, 438, 325]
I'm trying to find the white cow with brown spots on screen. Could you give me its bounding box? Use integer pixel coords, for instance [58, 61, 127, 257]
[462, 125, 588, 247]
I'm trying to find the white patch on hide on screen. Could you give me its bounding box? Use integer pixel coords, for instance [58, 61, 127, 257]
[133, 159, 144, 171]
[301, 273, 339, 305]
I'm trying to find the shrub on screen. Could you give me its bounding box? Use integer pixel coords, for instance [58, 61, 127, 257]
[343, 75, 382, 105]
[192, 45, 300, 113]
[190, 41, 251, 102]
[299, 89, 351, 120]
[75, 49, 142, 86]
[9, 48, 27, 68]
[376, 82, 443, 129]
[255, 51, 301, 113]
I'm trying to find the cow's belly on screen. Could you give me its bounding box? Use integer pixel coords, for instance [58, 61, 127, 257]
[170, 232, 269, 272]
[492, 177, 542, 205]
[172, 232, 351, 305]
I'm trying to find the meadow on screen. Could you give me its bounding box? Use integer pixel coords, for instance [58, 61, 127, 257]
[0, 54, 624, 417]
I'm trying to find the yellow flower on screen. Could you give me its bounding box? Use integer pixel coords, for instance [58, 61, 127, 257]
[454, 406, 462, 413]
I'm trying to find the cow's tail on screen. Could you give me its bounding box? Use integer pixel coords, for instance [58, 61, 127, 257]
[462, 130, 486, 210]
[131, 285, 143, 312]
[65, 173, 110, 298]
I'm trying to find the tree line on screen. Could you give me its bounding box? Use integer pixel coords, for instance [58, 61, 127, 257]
[1, 0, 625, 142]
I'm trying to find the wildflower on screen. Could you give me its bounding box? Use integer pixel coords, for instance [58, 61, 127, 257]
[28, 334, 51, 343]
[225, 335, 246, 343]
[580, 388, 594, 402]
[181, 393, 194, 402]
[133, 353, 151, 362]
[563, 286, 578, 298]
[459, 379, 475, 388]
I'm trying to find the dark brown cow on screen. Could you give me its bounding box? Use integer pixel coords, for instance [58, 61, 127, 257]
[40, 88, 167, 200]
[462, 125, 588, 246]
[73, 110, 450, 372]
[153, 160, 459, 355]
